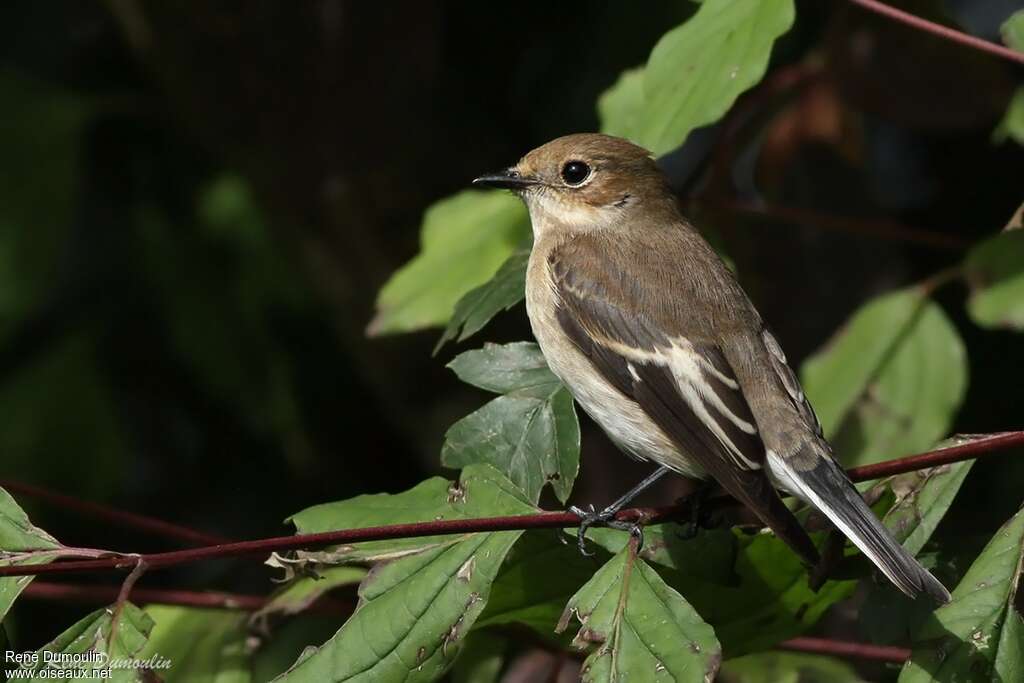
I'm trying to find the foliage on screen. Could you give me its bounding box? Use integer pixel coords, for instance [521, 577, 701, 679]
[800, 288, 967, 467]
[442, 343, 579, 503]
[3, 2, 1024, 683]
[556, 542, 721, 682]
[368, 192, 530, 336]
[602, 0, 795, 155]
[899, 506, 1024, 682]
[964, 230, 1024, 330]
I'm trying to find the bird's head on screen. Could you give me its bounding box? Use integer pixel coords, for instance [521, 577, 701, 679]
[473, 133, 674, 235]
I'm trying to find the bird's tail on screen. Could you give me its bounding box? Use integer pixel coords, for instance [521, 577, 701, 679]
[767, 450, 951, 604]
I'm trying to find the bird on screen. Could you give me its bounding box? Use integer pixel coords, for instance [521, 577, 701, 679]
[472, 133, 950, 604]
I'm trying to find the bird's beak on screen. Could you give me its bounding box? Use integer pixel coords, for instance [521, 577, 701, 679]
[472, 168, 538, 190]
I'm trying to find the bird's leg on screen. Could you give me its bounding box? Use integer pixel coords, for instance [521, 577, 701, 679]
[676, 480, 720, 540]
[569, 466, 670, 555]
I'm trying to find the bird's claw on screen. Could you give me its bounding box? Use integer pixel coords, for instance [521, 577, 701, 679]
[570, 504, 646, 555]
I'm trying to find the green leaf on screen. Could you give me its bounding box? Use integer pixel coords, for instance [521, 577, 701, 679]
[369, 191, 530, 335]
[435, 250, 529, 353]
[0, 486, 60, 620]
[139, 605, 250, 683]
[288, 464, 536, 562]
[964, 230, 1024, 330]
[442, 343, 580, 503]
[603, 0, 794, 154]
[859, 452, 975, 645]
[719, 651, 864, 683]
[275, 466, 533, 682]
[1001, 9, 1024, 51]
[876, 454, 974, 558]
[253, 566, 365, 624]
[18, 603, 154, 682]
[583, 525, 739, 587]
[899, 506, 1024, 682]
[993, 87, 1024, 146]
[479, 530, 608, 635]
[451, 631, 506, 683]
[579, 525, 854, 655]
[801, 288, 967, 467]
[598, 68, 646, 139]
[556, 544, 721, 682]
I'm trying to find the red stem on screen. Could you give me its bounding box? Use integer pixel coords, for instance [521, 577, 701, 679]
[845, 432, 1024, 481]
[780, 636, 910, 663]
[849, 0, 1024, 65]
[1, 432, 1020, 579]
[697, 198, 969, 251]
[22, 581, 913, 663]
[19, 581, 910, 663]
[0, 479, 229, 547]
[20, 580, 352, 614]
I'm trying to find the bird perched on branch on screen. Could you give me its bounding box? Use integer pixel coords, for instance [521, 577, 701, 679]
[473, 133, 950, 604]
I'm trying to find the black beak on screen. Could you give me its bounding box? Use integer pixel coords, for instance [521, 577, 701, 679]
[472, 168, 537, 190]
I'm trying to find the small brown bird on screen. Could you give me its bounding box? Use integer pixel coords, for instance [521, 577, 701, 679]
[473, 133, 950, 604]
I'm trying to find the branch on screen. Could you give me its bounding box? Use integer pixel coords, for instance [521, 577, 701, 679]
[20, 580, 352, 614]
[0, 479, 229, 547]
[695, 198, 970, 251]
[1, 432, 1020, 579]
[20, 580, 908, 663]
[849, 0, 1024, 66]
[779, 636, 910, 663]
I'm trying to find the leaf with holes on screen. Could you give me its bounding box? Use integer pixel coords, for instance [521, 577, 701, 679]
[899, 506, 1024, 682]
[435, 250, 529, 354]
[556, 544, 721, 682]
[801, 288, 967, 467]
[369, 191, 529, 335]
[964, 230, 1024, 330]
[442, 342, 580, 503]
[274, 465, 533, 682]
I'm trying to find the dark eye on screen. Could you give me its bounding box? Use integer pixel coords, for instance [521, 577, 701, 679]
[561, 160, 591, 186]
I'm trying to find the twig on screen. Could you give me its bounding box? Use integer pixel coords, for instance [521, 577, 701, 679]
[849, 0, 1024, 65]
[20, 580, 908, 665]
[20, 580, 354, 614]
[845, 432, 1024, 481]
[779, 636, 910, 663]
[696, 198, 969, 251]
[0, 432, 1020, 579]
[0, 479, 229, 547]
[107, 556, 146, 649]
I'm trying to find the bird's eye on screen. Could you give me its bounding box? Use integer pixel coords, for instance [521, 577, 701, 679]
[560, 160, 591, 186]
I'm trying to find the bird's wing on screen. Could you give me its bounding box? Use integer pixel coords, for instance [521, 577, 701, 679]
[548, 235, 820, 565]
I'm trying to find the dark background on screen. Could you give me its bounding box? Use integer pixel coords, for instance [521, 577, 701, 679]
[1, 0, 1021, 667]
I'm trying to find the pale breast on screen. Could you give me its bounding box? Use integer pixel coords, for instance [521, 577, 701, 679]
[525, 248, 707, 479]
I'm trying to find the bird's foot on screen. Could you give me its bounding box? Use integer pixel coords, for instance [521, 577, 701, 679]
[569, 504, 644, 556]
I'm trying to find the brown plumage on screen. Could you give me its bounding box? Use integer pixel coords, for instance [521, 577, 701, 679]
[474, 133, 950, 604]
